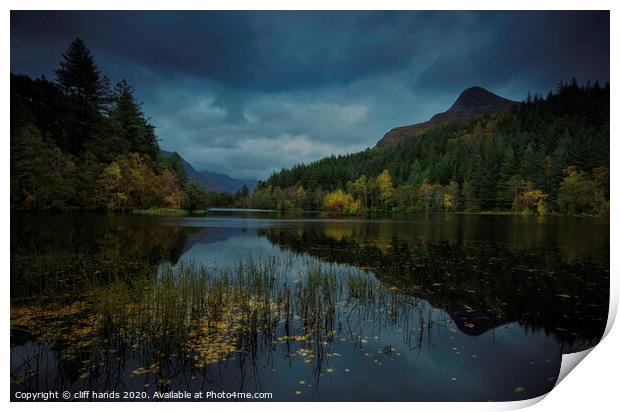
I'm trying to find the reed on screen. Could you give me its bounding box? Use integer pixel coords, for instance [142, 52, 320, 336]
[12, 255, 435, 391]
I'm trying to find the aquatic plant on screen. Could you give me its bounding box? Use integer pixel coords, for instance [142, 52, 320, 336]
[11, 256, 436, 391]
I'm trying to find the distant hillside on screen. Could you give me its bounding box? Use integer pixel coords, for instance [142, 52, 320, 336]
[260, 81, 609, 214]
[377, 86, 518, 147]
[199, 169, 258, 194]
[162, 151, 257, 193]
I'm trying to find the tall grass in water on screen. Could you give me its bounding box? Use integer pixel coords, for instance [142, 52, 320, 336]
[12, 256, 434, 390]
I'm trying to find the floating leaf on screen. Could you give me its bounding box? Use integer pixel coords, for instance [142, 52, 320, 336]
[463, 304, 475, 312]
[514, 386, 525, 393]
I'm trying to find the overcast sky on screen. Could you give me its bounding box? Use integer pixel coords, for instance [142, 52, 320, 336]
[11, 11, 609, 180]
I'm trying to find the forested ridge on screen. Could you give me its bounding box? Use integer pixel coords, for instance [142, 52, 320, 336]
[10, 38, 609, 216]
[250, 80, 609, 215]
[10, 38, 238, 211]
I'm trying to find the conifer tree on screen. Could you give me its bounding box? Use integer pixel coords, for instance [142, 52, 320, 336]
[520, 142, 545, 187]
[55, 38, 110, 155]
[495, 146, 518, 208]
[109, 80, 160, 160]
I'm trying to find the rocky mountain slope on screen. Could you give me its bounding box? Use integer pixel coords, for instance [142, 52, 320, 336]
[376, 86, 518, 147]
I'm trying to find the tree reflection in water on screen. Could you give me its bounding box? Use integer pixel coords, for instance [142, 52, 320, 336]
[11, 212, 609, 401]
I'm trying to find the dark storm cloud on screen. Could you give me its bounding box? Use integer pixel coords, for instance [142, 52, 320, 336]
[415, 11, 610, 93]
[10, 11, 609, 179]
[10, 11, 454, 90]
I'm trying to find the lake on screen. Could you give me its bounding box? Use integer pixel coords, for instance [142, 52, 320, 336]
[10, 211, 609, 401]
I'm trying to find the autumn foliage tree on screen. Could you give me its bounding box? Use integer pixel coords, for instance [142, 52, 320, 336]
[557, 167, 609, 215]
[95, 153, 182, 211]
[323, 189, 360, 215]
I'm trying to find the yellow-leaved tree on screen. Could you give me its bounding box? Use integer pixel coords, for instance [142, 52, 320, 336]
[323, 189, 361, 215]
[375, 169, 394, 209]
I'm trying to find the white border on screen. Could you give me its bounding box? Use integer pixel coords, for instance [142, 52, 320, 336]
[2, 2, 616, 412]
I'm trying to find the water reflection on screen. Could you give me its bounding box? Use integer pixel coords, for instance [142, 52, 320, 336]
[10, 212, 609, 401]
[258, 221, 609, 351]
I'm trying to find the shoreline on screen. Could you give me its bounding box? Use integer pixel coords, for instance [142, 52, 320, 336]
[10, 207, 608, 219]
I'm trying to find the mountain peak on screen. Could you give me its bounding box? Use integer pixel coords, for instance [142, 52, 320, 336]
[452, 86, 501, 110]
[377, 87, 518, 147]
[438, 86, 516, 117]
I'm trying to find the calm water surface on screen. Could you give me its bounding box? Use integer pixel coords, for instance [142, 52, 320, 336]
[10, 211, 609, 401]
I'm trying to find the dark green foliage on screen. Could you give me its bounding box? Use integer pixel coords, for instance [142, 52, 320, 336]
[167, 152, 189, 188]
[11, 74, 65, 145]
[520, 143, 545, 187]
[10, 125, 77, 210]
[495, 146, 517, 208]
[182, 183, 209, 211]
